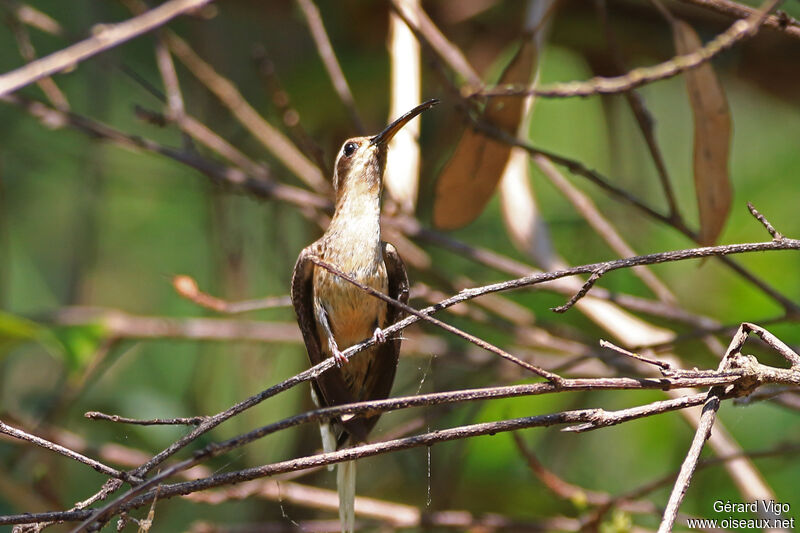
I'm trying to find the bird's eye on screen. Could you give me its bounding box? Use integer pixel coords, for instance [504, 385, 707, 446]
[343, 142, 357, 157]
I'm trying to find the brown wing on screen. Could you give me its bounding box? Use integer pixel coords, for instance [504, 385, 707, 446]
[291, 244, 325, 368]
[354, 241, 409, 437]
[291, 242, 408, 445]
[291, 245, 356, 408]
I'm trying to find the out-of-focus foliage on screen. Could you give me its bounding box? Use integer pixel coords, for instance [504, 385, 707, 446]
[1, 1, 799, 531]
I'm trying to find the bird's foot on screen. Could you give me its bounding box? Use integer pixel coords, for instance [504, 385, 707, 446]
[372, 327, 387, 344]
[333, 347, 348, 367]
[327, 336, 348, 367]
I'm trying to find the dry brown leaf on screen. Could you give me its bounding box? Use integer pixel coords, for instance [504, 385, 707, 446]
[433, 40, 536, 229]
[673, 19, 732, 245]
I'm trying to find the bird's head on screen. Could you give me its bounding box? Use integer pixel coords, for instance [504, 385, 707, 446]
[332, 98, 438, 202]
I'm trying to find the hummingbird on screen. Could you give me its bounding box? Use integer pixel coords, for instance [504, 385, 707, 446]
[291, 99, 438, 533]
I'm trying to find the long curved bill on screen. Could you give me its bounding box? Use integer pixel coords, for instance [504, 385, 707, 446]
[370, 98, 439, 146]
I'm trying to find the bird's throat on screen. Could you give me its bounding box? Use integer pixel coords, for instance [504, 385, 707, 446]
[327, 185, 382, 255]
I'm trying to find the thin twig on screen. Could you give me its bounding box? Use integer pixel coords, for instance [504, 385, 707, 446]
[599, 339, 673, 370]
[308, 255, 563, 383]
[748, 201, 782, 240]
[252, 46, 329, 173]
[6, 9, 69, 109]
[477, 121, 800, 316]
[389, 0, 482, 89]
[2, 92, 736, 330]
[2, 92, 330, 211]
[64, 386, 750, 531]
[1, 1, 65, 36]
[172, 275, 292, 313]
[295, 0, 364, 133]
[675, 0, 800, 40]
[737, 322, 800, 367]
[533, 154, 676, 304]
[161, 30, 331, 193]
[154, 39, 183, 115]
[562, 393, 711, 432]
[0, 0, 214, 97]
[0, 420, 135, 482]
[596, 0, 680, 221]
[49, 306, 301, 343]
[84, 412, 206, 426]
[551, 268, 608, 313]
[659, 393, 722, 531]
[479, 0, 781, 98]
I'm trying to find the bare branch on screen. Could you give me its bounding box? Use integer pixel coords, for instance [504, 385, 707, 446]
[295, 0, 364, 133]
[562, 393, 710, 432]
[657, 318, 800, 530]
[172, 275, 292, 313]
[659, 393, 722, 531]
[675, 0, 800, 40]
[308, 255, 563, 383]
[736, 322, 800, 368]
[1, 92, 330, 211]
[6, 9, 69, 110]
[0, 0, 214, 97]
[0, 420, 133, 482]
[551, 268, 608, 313]
[48, 354, 796, 532]
[476, 121, 800, 316]
[748, 201, 783, 240]
[84, 412, 206, 426]
[599, 339, 673, 371]
[49, 306, 301, 343]
[596, 0, 681, 222]
[389, 0, 482, 89]
[2, 1, 65, 36]
[533, 154, 676, 304]
[161, 30, 331, 193]
[479, 0, 781, 98]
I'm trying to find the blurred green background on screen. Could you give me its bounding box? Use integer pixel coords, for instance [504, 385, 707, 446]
[1, 0, 799, 531]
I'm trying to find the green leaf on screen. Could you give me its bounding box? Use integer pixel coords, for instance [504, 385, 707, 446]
[50, 323, 109, 375]
[0, 310, 59, 359]
[0, 311, 109, 376]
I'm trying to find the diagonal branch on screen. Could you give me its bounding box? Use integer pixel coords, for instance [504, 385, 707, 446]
[295, 0, 365, 133]
[308, 255, 563, 383]
[0, 0, 215, 97]
[675, 0, 800, 40]
[0, 420, 134, 482]
[479, 0, 781, 98]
